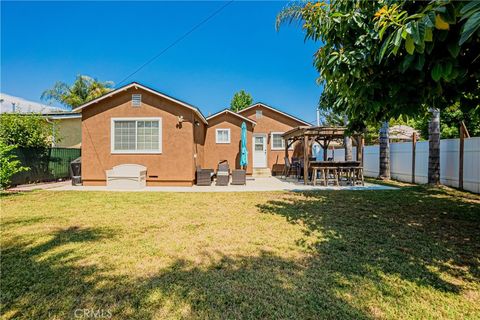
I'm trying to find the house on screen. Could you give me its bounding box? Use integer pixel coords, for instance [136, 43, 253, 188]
[72, 82, 310, 186]
[47, 113, 82, 148]
[0, 93, 82, 148]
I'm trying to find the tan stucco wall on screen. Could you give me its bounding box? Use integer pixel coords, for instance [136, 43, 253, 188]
[239, 106, 304, 172]
[54, 118, 81, 148]
[81, 87, 201, 186]
[203, 113, 254, 174]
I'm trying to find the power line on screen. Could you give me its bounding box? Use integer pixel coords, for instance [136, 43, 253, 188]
[116, 0, 234, 86]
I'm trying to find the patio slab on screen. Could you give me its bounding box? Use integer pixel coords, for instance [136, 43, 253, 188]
[11, 177, 397, 192]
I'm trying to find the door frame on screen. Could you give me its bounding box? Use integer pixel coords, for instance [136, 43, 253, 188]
[252, 133, 268, 168]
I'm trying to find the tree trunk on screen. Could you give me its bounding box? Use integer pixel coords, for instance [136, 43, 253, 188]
[343, 115, 352, 161]
[428, 108, 441, 185]
[378, 121, 390, 180]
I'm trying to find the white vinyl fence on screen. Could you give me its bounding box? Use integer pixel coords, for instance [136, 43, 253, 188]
[328, 137, 480, 193]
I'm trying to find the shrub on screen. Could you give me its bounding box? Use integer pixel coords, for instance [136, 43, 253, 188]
[0, 113, 56, 148]
[0, 141, 29, 189]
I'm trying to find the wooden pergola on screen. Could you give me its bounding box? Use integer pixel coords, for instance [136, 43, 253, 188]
[282, 126, 364, 184]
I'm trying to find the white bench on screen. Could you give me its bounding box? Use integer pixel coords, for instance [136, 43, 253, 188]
[106, 164, 147, 189]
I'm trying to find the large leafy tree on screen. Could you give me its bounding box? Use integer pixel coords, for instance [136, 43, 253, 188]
[277, 0, 480, 184]
[230, 90, 253, 112]
[277, 1, 411, 179]
[374, 1, 480, 184]
[42, 75, 114, 109]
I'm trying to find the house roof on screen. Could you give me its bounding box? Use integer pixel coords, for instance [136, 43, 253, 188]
[43, 113, 82, 120]
[237, 102, 311, 126]
[72, 82, 208, 124]
[206, 109, 256, 125]
[0, 93, 66, 114]
[389, 125, 420, 140]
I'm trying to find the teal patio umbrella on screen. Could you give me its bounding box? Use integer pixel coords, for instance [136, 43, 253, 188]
[240, 122, 248, 169]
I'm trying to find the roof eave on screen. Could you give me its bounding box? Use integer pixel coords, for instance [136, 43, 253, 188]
[72, 82, 208, 124]
[237, 102, 311, 126]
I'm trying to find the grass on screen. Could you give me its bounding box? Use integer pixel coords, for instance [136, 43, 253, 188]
[1, 183, 480, 319]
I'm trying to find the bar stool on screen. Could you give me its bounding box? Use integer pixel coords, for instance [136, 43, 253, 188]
[325, 167, 339, 186]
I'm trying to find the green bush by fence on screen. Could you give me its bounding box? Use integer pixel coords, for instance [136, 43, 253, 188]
[11, 148, 81, 185]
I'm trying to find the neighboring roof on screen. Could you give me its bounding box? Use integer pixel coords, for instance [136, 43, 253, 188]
[206, 109, 256, 125]
[0, 93, 66, 114]
[72, 82, 208, 124]
[237, 102, 311, 126]
[389, 125, 420, 140]
[43, 113, 82, 120]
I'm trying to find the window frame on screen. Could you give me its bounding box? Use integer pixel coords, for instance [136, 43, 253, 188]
[215, 128, 231, 144]
[270, 132, 292, 151]
[110, 117, 162, 154]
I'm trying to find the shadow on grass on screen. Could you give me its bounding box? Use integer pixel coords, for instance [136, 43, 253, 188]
[1, 227, 118, 319]
[1, 226, 370, 319]
[1, 187, 479, 319]
[258, 186, 480, 294]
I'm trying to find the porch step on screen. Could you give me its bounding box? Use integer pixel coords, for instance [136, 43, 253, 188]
[252, 168, 271, 177]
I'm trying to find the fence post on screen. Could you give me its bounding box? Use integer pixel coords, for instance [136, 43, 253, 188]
[412, 132, 416, 184]
[459, 124, 465, 190]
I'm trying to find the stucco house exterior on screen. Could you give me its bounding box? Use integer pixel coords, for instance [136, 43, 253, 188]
[73, 82, 310, 186]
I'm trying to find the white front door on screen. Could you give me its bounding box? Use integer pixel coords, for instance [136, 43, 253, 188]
[253, 134, 267, 168]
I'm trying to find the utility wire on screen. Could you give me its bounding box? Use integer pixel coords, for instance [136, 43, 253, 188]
[117, 0, 234, 87]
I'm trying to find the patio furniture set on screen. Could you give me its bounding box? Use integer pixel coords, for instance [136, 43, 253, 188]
[196, 160, 246, 186]
[283, 157, 364, 186]
[281, 126, 365, 186]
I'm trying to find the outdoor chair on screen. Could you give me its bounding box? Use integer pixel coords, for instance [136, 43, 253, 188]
[291, 157, 301, 179]
[231, 169, 246, 185]
[196, 166, 214, 186]
[282, 157, 296, 179]
[216, 160, 230, 186]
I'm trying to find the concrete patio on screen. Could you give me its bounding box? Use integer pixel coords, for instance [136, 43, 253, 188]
[10, 177, 397, 192]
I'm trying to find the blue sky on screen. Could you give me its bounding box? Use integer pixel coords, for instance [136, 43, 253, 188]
[1, 1, 321, 123]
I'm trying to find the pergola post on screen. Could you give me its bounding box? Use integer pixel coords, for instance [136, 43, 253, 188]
[323, 138, 328, 161]
[284, 138, 289, 160]
[356, 135, 364, 166]
[304, 135, 309, 185]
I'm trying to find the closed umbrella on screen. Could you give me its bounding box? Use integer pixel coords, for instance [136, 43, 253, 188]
[240, 122, 248, 169]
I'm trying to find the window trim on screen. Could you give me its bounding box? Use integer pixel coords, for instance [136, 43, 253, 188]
[110, 117, 162, 154]
[270, 132, 292, 151]
[215, 128, 231, 144]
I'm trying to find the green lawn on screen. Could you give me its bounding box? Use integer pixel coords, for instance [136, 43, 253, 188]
[1, 183, 480, 319]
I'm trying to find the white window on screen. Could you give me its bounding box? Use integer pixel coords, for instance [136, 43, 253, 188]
[216, 128, 230, 144]
[270, 132, 285, 150]
[111, 118, 161, 153]
[132, 94, 142, 107]
[256, 110, 263, 119]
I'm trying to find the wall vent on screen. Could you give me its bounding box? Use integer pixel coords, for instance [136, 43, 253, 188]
[132, 94, 142, 107]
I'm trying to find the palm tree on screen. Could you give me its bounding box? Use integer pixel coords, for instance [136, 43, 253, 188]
[428, 108, 441, 184]
[42, 75, 114, 109]
[378, 121, 390, 179]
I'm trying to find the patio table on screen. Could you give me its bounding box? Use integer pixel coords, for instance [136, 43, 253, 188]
[309, 161, 363, 186]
